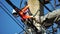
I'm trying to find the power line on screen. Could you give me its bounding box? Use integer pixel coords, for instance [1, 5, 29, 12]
[49, 2, 55, 10]
[0, 5, 27, 34]
[0, 1, 25, 27]
[0, 1, 35, 34]
[54, 0, 56, 9]
[39, 0, 52, 12]
[20, 0, 23, 9]
[0, 3, 28, 34]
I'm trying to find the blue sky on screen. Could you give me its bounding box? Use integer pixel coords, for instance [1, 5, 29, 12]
[0, 0, 60, 34]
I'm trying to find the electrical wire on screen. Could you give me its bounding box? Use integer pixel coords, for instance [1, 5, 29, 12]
[39, 0, 52, 12]
[39, 0, 58, 34]
[18, 30, 24, 34]
[49, 2, 55, 10]
[3, 0, 58, 34]
[1, 1, 38, 34]
[0, 1, 25, 27]
[54, 0, 56, 9]
[20, 0, 23, 9]
[0, 5, 27, 34]
[0, 2, 26, 33]
[0, 3, 28, 34]
[52, 0, 56, 34]
[56, 4, 60, 6]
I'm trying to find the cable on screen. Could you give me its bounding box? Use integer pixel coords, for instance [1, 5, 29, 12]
[0, 3, 28, 34]
[2, 0, 38, 33]
[39, 0, 52, 12]
[0, 1, 25, 27]
[54, 0, 56, 9]
[49, 2, 55, 10]
[56, 4, 60, 6]
[20, 0, 23, 9]
[18, 30, 24, 34]
[39, 0, 58, 34]
[0, 5, 28, 34]
[5, 0, 28, 26]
